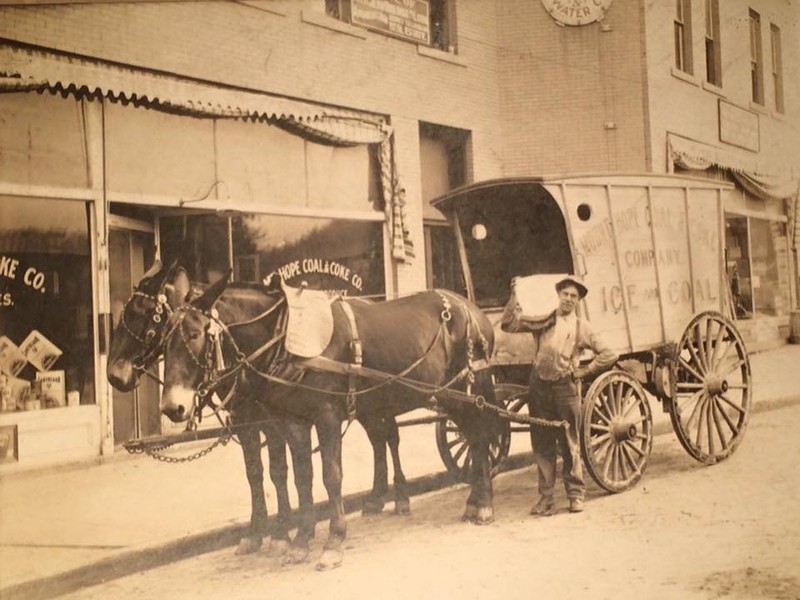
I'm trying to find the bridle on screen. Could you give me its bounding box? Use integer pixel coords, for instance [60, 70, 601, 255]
[119, 288, 174, 379]
[163, 296, 289, 422]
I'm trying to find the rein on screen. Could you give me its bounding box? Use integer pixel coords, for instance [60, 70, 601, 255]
[171, 292, 498, 417]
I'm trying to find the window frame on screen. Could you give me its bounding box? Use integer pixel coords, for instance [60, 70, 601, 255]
[674, 0, 694, 75]
[770, 23, 784, 114]
[704, 0, 721, 87]
[749, 9, 764, 105]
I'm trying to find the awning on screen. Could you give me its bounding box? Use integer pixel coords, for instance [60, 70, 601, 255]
[668, 134, 799, 201]
[0, 41, 415, 263]
[0, 42, 386, 144]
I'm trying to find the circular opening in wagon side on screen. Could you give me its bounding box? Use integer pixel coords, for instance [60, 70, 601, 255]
[577, 203, 592, 221]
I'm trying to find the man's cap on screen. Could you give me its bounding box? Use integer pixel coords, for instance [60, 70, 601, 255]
[555, 275, 588, 299]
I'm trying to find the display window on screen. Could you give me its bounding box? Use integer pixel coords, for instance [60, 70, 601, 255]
[160, 213, 386, 298]
[725, 214, 791, 319]
[0, 197, 95, 413]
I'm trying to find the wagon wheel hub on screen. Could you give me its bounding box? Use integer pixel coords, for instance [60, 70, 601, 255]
[611, 420, 638, 443]
[705, 375, 728, 396]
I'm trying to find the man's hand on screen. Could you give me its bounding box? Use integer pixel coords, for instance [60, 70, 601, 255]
[573, 366, 590, 380]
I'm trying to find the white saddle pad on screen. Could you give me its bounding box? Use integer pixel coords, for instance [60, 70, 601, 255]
[282, 281, 335, 358]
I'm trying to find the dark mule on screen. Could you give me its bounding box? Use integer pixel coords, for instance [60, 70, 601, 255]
[107, 263, 412, 560]
[160, 274, 503, 570]
[107, 262, 313, 558]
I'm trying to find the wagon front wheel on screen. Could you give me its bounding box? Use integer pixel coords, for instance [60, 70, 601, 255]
[435, 383, 521, 482]
[581, 370, 653, 493]
[670, 311, 751, 464]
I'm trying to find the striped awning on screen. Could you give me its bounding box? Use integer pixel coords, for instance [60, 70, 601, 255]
[0, 41, 415, 263]
[0, 42, 386, 144]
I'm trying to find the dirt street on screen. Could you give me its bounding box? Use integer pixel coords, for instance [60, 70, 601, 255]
[61, 404, 800, 600]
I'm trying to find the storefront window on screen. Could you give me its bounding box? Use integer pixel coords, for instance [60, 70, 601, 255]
[725, 214, 790, 319]
[0, 197, 95, 413]
[160, 213, 386, 297]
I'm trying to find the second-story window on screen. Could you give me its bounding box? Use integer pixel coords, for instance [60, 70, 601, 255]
[749, 9, 764, 105]
[770, 23, 784, 113]
[704, 0, 721, 86]
[326, 0, 454, 52]
[674, 0, 693, 74]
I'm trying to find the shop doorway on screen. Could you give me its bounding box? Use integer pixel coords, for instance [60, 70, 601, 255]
[108, 221, 161, 444]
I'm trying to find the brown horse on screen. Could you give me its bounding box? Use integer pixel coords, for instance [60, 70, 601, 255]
[159, 273, 503, 570]
[107, 262, 412, 560]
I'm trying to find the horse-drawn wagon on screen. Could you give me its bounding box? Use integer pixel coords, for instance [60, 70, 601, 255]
[430, 174, 751, 492]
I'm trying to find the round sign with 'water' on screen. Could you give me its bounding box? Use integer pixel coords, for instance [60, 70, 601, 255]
[541, 0, 613, 26]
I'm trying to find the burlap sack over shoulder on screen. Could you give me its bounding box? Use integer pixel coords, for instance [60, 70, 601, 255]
[512, 273, 568, 328]
[282, 281, 336, 358]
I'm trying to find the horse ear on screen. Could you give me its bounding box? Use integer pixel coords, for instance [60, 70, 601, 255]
[192, 270, 230, 312]
[141, 260, 163, 281]
[263, 271, 282, 291]
[166, 267, 192, 306]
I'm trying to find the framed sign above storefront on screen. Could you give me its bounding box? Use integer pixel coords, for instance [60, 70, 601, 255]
[351, 0, 430, 45]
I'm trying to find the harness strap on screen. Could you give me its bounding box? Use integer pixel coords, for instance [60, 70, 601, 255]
[338, 300, 362, 423]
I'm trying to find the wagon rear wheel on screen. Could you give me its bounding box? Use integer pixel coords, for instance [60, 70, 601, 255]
[581, 370, 653, 493]
[435, 383, 522, 482]
[670, 311, 751, 464]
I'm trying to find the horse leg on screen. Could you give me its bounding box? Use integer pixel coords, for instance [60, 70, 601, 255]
[359, 415, 388, 515]
[462, 376, 498, 525]
[282, 420, 316, 565]
[315, 412, 347, 571]
[465, 432, 495, 525]
[264, 423, 292, 558]
[235, 427, 268, 555]
[386, 417, 411, 515]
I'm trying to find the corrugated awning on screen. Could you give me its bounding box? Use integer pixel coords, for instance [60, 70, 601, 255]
[0, 42, 415, 263]
[0, 42, 387, 144]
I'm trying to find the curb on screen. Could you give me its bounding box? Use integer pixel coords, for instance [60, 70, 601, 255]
[3, 394, 799, 600]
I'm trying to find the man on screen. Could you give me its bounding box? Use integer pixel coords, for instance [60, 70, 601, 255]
[501, 275, 617, 515]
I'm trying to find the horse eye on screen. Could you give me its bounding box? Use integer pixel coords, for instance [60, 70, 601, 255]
[188, 331, 201, 341]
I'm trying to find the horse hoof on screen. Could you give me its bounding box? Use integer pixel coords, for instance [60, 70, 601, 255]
[234, 536, 263, 556]
[461, 504, 479, 522]
[362, 497, 385, 515]
[266, 538, 290, 558]
[472, 506, 495, 525]
[316, 548, 343, 571]
[281, 545, 310, 566]
[394, 499, 411, 515]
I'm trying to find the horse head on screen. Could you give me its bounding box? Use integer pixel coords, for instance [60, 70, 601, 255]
[107, 260, 192, 392]
[160, 272, 231, 422]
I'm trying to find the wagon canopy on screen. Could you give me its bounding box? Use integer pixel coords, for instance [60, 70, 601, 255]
[432, 174, 735, 356]
[431, 178, 574, 309]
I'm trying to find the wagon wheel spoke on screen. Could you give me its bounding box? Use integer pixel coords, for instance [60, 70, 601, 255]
[694, 394, 709, 449]
[681, 391, 704, 428]
[669, 311, 751, 465]
[691, 323, 709, 374]
[717, 393, 747, 416]
[718, 358, 747, 379]
[621, 439, 645, 458]
[451, 437, 469, 463]
[678, 356, 705, 383]
[713, 396, 740, 437]
[582, 371, 652, 494]
[708, 321, 728, 367]
[710, 399, 729, 451]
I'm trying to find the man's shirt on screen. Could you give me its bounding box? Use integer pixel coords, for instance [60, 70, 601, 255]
[501, 293, 618, 381]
